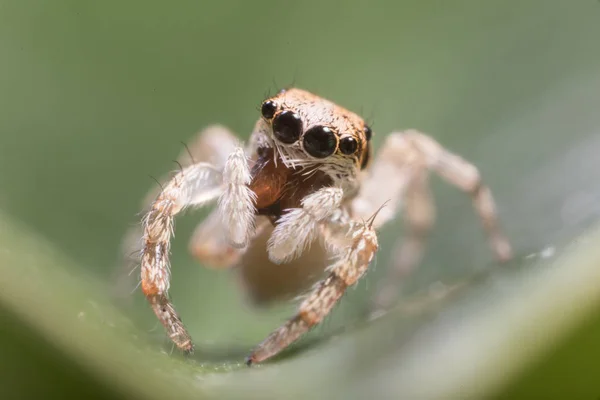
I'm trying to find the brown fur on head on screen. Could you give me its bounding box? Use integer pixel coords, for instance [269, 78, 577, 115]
[255, 88, 373, 186]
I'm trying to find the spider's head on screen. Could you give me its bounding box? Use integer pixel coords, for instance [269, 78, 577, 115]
[258, 88, 373, 178]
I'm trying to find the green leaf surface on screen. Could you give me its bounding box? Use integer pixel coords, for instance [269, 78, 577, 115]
[1, 1, 600, 399]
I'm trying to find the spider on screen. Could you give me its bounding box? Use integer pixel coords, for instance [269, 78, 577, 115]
[132, 88, 513, 365]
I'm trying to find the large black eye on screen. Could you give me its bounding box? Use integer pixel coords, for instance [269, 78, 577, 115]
[261, 100, 277, 119]
[303, 126, 337, 158]
[363, 125, 372, 141]
[273, 111, 302, 144]
[339, 136, 358, 155]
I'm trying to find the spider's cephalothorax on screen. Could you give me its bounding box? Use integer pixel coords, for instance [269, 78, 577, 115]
[128, 87, 513, 366]
[247, 88, 373, 225]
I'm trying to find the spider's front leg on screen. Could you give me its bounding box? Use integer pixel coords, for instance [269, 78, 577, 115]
[141, 158, 231, 353]
[246, 211, 380, 365]
[116, 125, 240, 299]
[266, 186, 344, 264]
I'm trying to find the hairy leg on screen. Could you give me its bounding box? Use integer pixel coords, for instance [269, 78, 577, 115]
[402, 130, 512, 261]
[371, 170, 434, 313]
[267, 187, 344, 264]
[141, 162, 223, 353]
[188, 209, 243, 269]
[217, 147, 257, 248]
[351, 135, 417, 228]
[187, 126, 252, 268]
[352, 131, 512, 314]
[235, 216, 330, 305]
[246, 212, 380, 365]
[115, 125, 240, 296]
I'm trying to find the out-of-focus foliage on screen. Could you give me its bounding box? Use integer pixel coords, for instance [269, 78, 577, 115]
[0, 1, 599, 399]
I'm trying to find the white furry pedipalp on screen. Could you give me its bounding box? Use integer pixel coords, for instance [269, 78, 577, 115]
[267, 186, 344, 264]
[218, 146, 257, 248]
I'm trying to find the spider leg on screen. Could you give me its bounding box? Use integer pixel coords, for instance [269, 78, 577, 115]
[235, 218, 330, 305]
[182, 124, 241, 167]
[267, 187, 344, 264]
[371, 170, 435, 313]
[188, 209, 242, 268]
[186, 126, 252, 267]
[402, 130, 513, 261]
[141, 162, 223, 353]
[350, 137, 426, 313]
[115, 125, 240, 296]
[352, 131, 512, 314]
[246, 213, 379, 365]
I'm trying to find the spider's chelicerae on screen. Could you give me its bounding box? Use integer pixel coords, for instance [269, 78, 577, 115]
[135, 88, 513, 365]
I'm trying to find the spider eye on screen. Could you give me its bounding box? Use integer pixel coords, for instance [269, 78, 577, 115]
[273, 110, 303, 144]
[303, 125, 337, 158]
[363, 125, 373, 141]
[261, 100, 277, 119]
[339, 136, 358, 155]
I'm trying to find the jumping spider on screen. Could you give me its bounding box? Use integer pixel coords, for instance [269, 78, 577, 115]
[134, 88, 512, 365]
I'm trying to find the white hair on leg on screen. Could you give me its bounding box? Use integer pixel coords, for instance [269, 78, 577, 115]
[140, 162, 223, 353]
[218, 146, 257, 248]
[267, 187, 344, 264]
[247, 212, 380, 365]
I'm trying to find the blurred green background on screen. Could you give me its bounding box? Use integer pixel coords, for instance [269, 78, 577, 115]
[1, 0, 600, 399]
